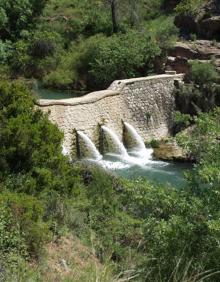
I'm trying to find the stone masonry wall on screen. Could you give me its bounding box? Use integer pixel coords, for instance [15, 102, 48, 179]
[38, 74, 183, 156]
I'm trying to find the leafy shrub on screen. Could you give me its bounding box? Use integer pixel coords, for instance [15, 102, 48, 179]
[175, 61, 219, 116]
[143, 0, 165, 20]
[173, 111, 193, 133]
[31, 31, 63, 58]
[150, 139, 160, 148]
[9, 40, 30, 76]
[175, 0, 208, 16]
[0, 80, 85, 196]
[190, 60, 218, 85]
[87, 32, 161, 89]
[145, 16, 178, 51]
[0, 0, 47, 40]
[0, 40, 13, 64]
[0, 192, 50, 259]
[45, 31, 161, 90]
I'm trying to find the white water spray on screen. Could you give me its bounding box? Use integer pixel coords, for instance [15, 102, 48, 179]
[124, 122, 153, 160]
[77, 131, 102, 160]
[101, 126, 128, 157]
[62, 144, 69, 156]
[124, 122, 146, 150]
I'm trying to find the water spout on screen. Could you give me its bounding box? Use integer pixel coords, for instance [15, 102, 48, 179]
[62, 144, 69, 156]
[77, 131, 102, 160]
[123, 122, 153, 160]
[124, 122, 146, 150]
[101, 126, 128, 157]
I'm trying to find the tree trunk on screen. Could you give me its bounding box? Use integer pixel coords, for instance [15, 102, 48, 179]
[129, 0, 139, 27]
[111, 0, 118, 33]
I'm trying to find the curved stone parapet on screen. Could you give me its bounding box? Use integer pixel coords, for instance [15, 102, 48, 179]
[37, 90, 120, 107]
[38, 73, 184, 156]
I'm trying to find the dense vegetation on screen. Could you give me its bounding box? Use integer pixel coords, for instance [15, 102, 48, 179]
[0, 0, 178, 90]
[0, 80, 220, 281]
[0, 0, 220, 281]
[173, 60, 220, 133]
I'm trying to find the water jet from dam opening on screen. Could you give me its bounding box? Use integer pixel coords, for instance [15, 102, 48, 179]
[101, 125, 129, 158]
[77, 131, 102, 160]
[74, 124, 189, 188]
[76, 123, 154, 165]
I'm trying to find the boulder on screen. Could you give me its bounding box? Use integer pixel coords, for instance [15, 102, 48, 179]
[170, 40, 220, 60]
[167, 40, 220, 74]
[153, 141, 188, 162]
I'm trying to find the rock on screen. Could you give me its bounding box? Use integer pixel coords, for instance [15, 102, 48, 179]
[163, 0, 181, 12]
[174, 0, 220, 40]
[166, 56, 190, 74]
[174, 14, 200, 37]
[200, 16, 220, 39]
[153, 141, 188, 161]
[167, 40, 220, 74]
[165, 70, 177, 75]
[170, 40, 220, 60]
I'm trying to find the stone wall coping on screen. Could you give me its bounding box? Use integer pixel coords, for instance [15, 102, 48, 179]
[37, 89, 120, 106]
[37, 74, 184, 107]
[108, 73, 184, 90]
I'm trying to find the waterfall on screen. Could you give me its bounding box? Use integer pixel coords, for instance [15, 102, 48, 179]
[62, 144, 69, 156]
[123, 122, 153, 160]
[77, 131, 102, 160]
[101, 126, 128, 157]
[124, 122, 146, 150]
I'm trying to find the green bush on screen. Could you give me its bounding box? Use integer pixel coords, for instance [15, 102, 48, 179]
[0, 0, 47, 40]
[145, 16, 178, 51]
[190, 60, 218, 85]
[175, 62, 219, 116]
[0, 40, 13, 64]
[150, 139, 160, 148]
[45, 32, 161, 90]
[0, 191, 50, 260]
[89, 32, 161, 89]
[0, 80, 84, 195]
[175, 0, 208, 16]
[173, 111, 193, 133]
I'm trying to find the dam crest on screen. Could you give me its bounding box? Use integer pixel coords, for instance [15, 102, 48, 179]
[38, 73, 183, 157]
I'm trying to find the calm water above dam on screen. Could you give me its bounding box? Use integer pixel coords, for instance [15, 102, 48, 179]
[34, 85, 86, 100]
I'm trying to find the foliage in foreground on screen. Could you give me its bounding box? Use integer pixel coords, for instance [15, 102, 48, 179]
[0, 81, 220, 281]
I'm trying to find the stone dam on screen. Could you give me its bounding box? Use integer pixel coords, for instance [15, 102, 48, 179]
[38, 73, 183, 157]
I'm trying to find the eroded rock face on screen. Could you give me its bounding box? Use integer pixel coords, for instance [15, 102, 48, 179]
[171, 40, 220, 60]
[163, 0, 181, 12]
[167, 40, 220, 74]
[200, 16, 220, 39]
[174, 0, 220, 40]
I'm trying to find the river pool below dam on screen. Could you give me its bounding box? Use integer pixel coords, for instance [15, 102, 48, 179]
[91, 152, 191, 189]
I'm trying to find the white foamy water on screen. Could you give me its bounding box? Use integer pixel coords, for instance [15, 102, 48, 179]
[62, 144, 69, 156]
[124, 122, 146, 150]
[77, 131, 102, 160]
[75, 124, 172, 181]
[101, 126, 128, 157]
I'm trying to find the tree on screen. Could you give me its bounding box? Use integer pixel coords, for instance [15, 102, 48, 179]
[106, 0, 119, 33]
[0, 0, 47, 40]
